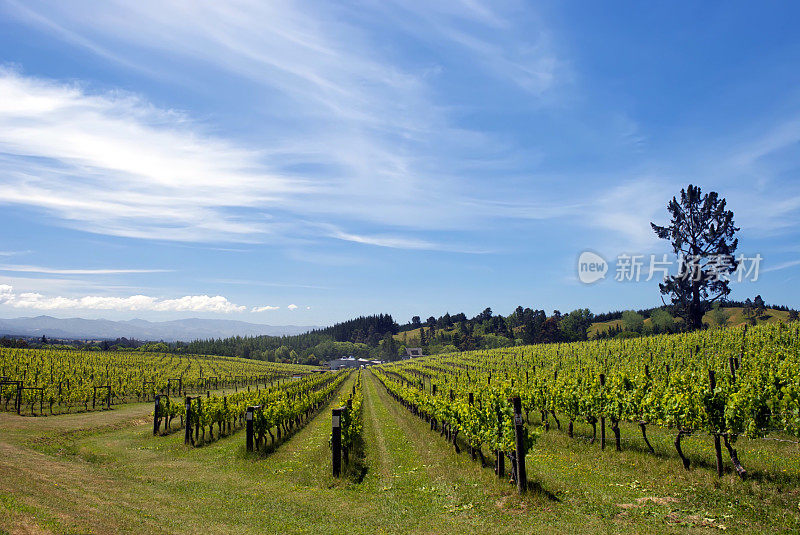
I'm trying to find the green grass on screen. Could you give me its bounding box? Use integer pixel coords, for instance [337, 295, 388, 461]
[704, 306, 791, 327]
[1, 371, 799, 534]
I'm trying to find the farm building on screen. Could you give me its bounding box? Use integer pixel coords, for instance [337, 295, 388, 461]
[327, 356, 382, 369]
[404, 347, 424, 359]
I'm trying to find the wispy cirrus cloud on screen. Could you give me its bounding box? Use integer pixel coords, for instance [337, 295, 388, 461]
[208, 278, 331, 290]
[374, 0, 563, 95]
[9, 0, 795, 261]
[763, 259, 800, 273]
[5, 0, 562, 121]
[0, 284, 245, 313]
[328, 229, 445, 251]
[325, 225, 495, 253]
[0, 264, 171, 275]
[0, 1, 570, 250]
[251, 305, 279, 312]
[0, 275, 154, 296]
[728, 119, 800, 170]
[0, 67, 546, 251]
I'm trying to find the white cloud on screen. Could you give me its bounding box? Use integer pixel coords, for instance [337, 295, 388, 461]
[0, 284, 13, 300]
[0, 264, 171, 275]
[251, 305, 279, 312]
[0, 69, 307, 243]
[0, 285, 245, 313]
[287, 304, 299, 310]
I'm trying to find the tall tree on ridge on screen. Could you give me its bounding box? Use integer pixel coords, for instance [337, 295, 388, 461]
[651, 184, 739, 330]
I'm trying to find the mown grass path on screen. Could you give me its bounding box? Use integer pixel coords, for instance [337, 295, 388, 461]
[357, 369, 542, 534]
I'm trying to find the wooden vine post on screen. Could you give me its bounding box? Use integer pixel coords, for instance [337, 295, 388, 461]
[332, 407, 343, 477]
[511, 396, 527, 493]
[245, 406, 257, 452]
[153, 394, 162, 435]
[184, 396, 194, 445]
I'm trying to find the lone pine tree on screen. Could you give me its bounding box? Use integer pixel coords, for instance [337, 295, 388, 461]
[651, 184, 739, 330]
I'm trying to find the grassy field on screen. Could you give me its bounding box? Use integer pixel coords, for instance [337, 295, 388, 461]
[1, 370, 799, 534]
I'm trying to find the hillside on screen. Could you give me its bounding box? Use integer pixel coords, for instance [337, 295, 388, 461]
[589, 307, 792, 338]
[397, 307, 797, 354]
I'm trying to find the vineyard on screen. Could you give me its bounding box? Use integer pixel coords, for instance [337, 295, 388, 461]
[2, 322, 800, 533]
[0, 347, 311, 415]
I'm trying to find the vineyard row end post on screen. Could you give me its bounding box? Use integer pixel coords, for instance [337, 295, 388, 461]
[184, 397, 193, 445]
[246, 406, 256, 452]
[332, 408, 343, 477]
[153, 395, 161, 435]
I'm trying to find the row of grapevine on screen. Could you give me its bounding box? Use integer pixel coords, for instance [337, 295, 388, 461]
[248, 371, 348, 452]
[376, 322, 800, 480]
[172, 370, 348, 448]
[0, 347, 311, 414]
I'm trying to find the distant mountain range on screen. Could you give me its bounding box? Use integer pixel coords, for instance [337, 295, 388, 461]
[0, 316, 320, 342]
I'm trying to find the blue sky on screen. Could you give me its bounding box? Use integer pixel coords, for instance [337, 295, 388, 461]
[0, 1, 799, 326]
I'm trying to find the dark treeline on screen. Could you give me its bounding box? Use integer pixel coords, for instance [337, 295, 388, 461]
[398, 306, 597, 355]
[723, 299, 793, 311]
[589, 308, 656, 323]
[183, 314, 400, 365]
[0, 335, 145, 351]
